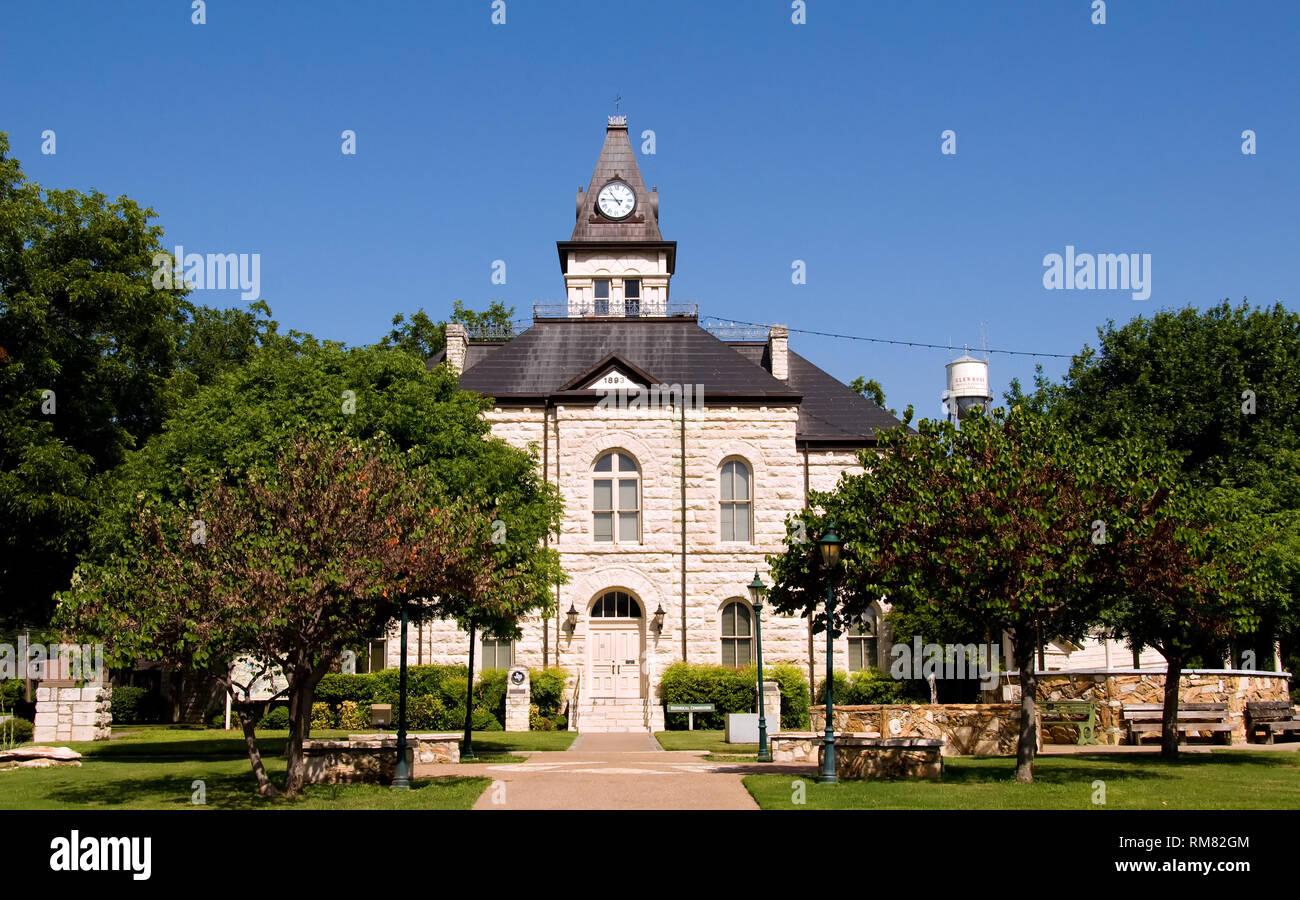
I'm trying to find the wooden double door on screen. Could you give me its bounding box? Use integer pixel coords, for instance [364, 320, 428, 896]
[587, 622, 643, 699]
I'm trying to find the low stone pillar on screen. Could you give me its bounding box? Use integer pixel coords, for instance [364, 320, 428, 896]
[757, 681, 782, 728]
[32, 681, 112, 743]
[505, 665, 530, 732]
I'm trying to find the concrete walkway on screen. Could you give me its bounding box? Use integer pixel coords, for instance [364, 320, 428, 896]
[466, 732, 781, 810]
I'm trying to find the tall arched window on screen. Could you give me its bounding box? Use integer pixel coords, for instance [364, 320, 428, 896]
[848, 607, 879, 671]
[720, 459, 752, 542]
[593, 451, 640, 543]
[720, 601, 753, 667]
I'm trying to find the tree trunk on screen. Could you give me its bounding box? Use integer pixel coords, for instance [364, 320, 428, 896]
[1014, 633, 1037, 783]
[1161, 655, 1183, 760]
[283, 661, 332, 797]
[234, 704, 279, 797]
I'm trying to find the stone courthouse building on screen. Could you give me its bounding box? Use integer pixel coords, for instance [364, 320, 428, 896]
[380, 117, 905, 732]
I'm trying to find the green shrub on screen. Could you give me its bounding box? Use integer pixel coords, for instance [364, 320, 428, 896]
[408, 695, 445, 730]
[309, 702, 335, 731]
[659, 662, 811, 730]
[529, 668, 568, 717]
[260, 706, 290, 730]
[472, 707, 502, 731]
[109, 685, 156, 725]
[815, 668, 926, 705]
[476, 669, 508, 721]
[338, 701, 369, 731]
[1, 680, 35, 721]
[1, 716, 34, 747]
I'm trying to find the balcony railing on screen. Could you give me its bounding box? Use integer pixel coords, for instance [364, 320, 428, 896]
[532, 301, 698, 320]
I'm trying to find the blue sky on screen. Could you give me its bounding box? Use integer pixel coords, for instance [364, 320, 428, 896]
[4, 1, 1297, 416]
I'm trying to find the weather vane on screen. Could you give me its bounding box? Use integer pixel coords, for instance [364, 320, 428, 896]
[614, 92, 622, 115]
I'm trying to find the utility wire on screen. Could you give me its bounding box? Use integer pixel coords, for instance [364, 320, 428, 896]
[703, 315, 1074, 359]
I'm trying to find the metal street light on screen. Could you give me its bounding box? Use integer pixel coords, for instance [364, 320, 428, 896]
[818, 520, 843, 784]
[748, 571, 772, 763]
[392, 601, 411, 790]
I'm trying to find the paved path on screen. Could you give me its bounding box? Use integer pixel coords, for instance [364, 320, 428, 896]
[466, 732, 791, 810]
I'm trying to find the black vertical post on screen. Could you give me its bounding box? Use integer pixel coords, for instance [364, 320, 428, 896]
[462, 619, 477, 760]
[393, 603, 410, 789]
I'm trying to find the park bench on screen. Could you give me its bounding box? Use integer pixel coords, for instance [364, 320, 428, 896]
[1037, 700, 1097, 745]
[1122, 702, 1232, 745]
[1245, 701, 1300, 744]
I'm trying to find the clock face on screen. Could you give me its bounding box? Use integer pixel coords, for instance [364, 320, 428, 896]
[597, 181, 636, 219]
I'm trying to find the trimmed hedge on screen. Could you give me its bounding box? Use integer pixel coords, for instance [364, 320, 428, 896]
[660, 662, 810, 730]
[815, 668, 928, 705]
[110, 685, 158, 725]
[2, 716, 34, 747]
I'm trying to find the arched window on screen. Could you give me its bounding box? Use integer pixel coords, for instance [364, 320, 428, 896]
[590, 590, 643, 618]
[720, 601, 753, 667]
[594, 451, 640, 543]
[720, 459, 752, 542]
[848, 608, 879, 671]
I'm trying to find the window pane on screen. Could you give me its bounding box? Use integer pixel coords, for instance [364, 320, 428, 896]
[734, 464, 750, 500]
[618, 453, 637, 472]
[595, 454, 612, 472]
[625, 279, 640, 299]
[720, 504, 734, 541]
[594, 512, 613, 542]
[594, 479, 612, 511]
[619, 512, 638, 542]
[735, 604, 752, 637]
[848, 640, 863, 671]
[736, 640, 751, 667]
[721, 464, 734, 502]
[594, 279, 609, 299]
[618, 479, 637, 511]
[733, 504, 749, 542]
[722, 641, 735, 668]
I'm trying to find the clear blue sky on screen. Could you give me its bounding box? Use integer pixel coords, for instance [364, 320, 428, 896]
[4, 1, 1297, 416]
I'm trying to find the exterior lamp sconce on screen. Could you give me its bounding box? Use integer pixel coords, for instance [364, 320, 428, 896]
[652, 604, 666, 635]
[818, 519, 843, 783]
[564, 604, 579, 634]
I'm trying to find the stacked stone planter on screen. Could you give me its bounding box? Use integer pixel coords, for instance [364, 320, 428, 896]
[32, 682, 112, 743]
[302, 733, 462, 785]
[810, 704, 1021, 756]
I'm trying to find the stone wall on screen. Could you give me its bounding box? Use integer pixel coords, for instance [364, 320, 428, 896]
[811, 703, 1021, 756]
[32, 682, 111, 743]
[983, 669, 1292, 745]
[820, 736, 944, 780]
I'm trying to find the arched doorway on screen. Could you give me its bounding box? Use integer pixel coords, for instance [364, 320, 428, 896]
[587, 590, 645, 699]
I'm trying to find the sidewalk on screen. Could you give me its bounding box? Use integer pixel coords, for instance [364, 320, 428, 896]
[466, 732, 772, 810]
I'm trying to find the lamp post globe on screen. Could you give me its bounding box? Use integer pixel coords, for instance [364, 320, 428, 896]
[749, 571, 772, 763]
[818, 520, 842, 784]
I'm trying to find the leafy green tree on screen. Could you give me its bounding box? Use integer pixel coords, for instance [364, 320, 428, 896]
[0, 132, 188, 626]
[380, 299, 516, 360]
[849, 375, 914, 426]
[767, 408, 1133, 782]
[60, 432, 518, 796]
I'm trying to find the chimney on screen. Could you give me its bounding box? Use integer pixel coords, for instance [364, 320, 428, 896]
[445, 323, 468, 375]
[768, 325, 789, 381]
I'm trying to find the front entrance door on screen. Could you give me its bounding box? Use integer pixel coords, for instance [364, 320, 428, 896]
[588, 624, 642, 698]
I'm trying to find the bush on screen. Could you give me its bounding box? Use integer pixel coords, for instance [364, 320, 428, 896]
[110, 685, 156, 725]
[476, 669, 508, 721]
[1, 680, 35, 721]
[472, 707, 502, 731]
[408, 694, 446, 730]
[2, 716, 34, 747]
[310, 702, 336, 731]
[815, 668, 926, 705]
[338, 701, 369, 731]
[260, 706, 290, 730]
[529, 668, 568, 717]
[659, 662, 811, 730]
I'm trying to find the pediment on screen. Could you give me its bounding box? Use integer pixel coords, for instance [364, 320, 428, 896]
[559, 353, 659, 392]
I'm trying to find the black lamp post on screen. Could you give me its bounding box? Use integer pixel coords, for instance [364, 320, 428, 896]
[818, 520, 842, 784]
[749, 571, 772, 763]
[392, 600, 411, 790]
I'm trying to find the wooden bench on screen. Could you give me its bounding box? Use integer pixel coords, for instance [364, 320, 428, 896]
[1245, 701, 1300, 744]
[1122, 703, 1233, 745]
[1037, 700, 1097, 745]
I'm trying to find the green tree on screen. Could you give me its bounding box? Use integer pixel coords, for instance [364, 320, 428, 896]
[849, 375, 914, 426]
[0, 132, 188, 626]
[380, 299, 516, 360]
[767, 408, 1131, 782]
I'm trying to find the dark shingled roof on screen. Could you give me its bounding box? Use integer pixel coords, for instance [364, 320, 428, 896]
[451, 318, 905, 445]
[570, 119, 662, 242]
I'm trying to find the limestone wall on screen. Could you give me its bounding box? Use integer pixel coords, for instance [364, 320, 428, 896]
[33, 682, 112, 743]
[984, 669, 1292, 745]
[811, 703, 1021, 756]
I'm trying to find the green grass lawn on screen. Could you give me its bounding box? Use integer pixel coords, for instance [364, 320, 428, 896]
[655, 729, 758, 756]
[744, 751, 1300, 810]
[0, 726, 489, 810]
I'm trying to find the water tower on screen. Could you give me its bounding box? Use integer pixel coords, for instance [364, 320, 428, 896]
[941, 353, 992, 423]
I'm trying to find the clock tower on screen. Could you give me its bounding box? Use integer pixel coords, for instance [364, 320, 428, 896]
[557, 116, 677, 317]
